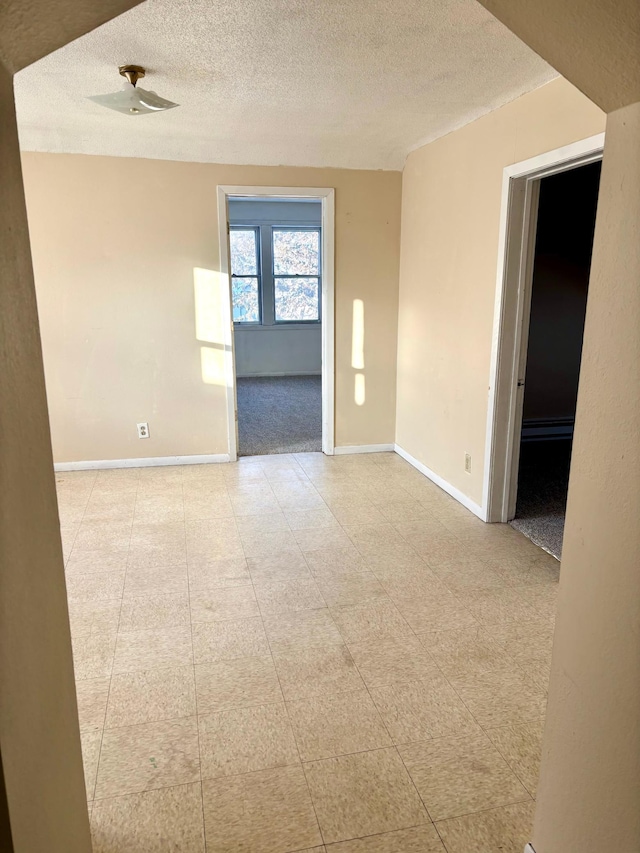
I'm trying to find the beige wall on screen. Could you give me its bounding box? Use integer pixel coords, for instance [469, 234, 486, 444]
[395, 77, 605, 507]
[532, 99, 640, 853]
[471, 5, 640, 851]
[22, 154, 402, 462]
[1, 67, 92, 853]
[477, 0, 640, 113]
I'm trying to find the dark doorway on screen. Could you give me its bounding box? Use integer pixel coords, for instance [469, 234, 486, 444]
[510, 161, 601, 558]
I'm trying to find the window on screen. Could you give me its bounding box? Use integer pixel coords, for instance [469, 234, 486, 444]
[229, 223, 321, 326]
[273, 229, 320, 322]
[229, 227, 260, 323]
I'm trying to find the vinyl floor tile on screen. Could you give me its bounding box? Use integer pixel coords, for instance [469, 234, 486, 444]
[198, 702, 299, 779]
[91, 782, 205, 852]
[347, 635, 438, 688]
[262, 607, 343, 653]
[192, 616, 270, 663]
[195, 655, 283, 713]
[434, 800, 535, 853]
[273, 643, 365, 700]
[399, 732, 530, 820]
[202, 765, 322, 852]
[370, 671, 480, 744]
[58, 457, 556, 852]
[304, 747, 428, 844]
[105, 665, 196, 728]
[287, 689, 392, 761]
[95, 717, 200, 798]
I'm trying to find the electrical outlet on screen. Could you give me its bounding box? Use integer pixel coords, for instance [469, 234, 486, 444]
[464, 452, 472, 474]
[137, 422, 150, 439]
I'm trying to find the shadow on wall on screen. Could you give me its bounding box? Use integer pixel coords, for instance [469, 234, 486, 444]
[193, 267, 232, 387]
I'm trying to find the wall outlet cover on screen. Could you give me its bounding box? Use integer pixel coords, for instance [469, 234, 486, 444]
[137, 422, 150, 439]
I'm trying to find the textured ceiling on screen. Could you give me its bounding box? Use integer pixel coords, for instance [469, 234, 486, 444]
[14, 0, 556, 170]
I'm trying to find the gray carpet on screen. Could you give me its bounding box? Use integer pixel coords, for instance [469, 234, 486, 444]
[510, 441, 571, 560]
[236, 375, 322, 456]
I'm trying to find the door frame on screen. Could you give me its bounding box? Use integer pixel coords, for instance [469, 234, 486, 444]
[217, 185, 336, 461]
[482, 134, 605, 523]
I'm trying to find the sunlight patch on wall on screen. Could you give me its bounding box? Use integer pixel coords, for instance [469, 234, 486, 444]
[194, 267, 226, 344]
[352, 298, 365, 369]
[353, 298, 365, 405]
[200, 346, 226, 386]
[194, 267, 230, 387]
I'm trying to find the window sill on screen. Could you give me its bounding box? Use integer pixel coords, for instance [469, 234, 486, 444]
[234, 323, 321, 331]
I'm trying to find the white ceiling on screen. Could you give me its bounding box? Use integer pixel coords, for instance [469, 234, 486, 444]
[14, 0, 556, 171]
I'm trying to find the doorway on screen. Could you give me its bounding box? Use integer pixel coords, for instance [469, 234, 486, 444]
[217, 186, 335, 460]
[483, 134, 604, 536]
[510, 161, 601, 557]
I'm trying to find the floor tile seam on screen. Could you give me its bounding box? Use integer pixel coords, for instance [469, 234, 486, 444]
[191, 643, 275, 671]
[413, 650, 523, 685]
[421, 655, 501, 739]
[200, 753, 304, 785]
[179, 477, 210, 853]
[432, 794, 535, 831]
[432, 818, 452, 851]
[104, 701, 199, 732]
[91, 475, 139, 806]
[338, 635, 421, 770]
[319, 821, 439, 851]
[102, 711, 200, 736]
[227, 477, 278, 501]
[244, 551, 288, 713]
[344, 523, 428, 564]
[438, 670, 547, 737]
[394, 736, 438, 826]
[396, 739, 535, 801]
[91, 777, 204, 805]
[338, 649, 444, 694]
[482, 732, 539, 799]
[283, 684, 394, 760]
[195, 691, 307, 716]
[254, 568, 326, 848]
[64, 471, 99, 560]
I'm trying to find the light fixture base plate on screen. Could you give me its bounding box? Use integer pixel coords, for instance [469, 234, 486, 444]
[118, 64, 146, 86]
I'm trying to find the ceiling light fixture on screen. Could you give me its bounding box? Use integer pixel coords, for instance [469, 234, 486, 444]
[88, 65, 179, 116]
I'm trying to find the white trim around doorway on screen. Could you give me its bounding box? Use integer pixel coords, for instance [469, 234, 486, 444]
[217, 185, 336, 461]
[482, 133, 605, 523]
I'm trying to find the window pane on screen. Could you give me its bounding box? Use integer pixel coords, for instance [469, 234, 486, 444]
[275, 277, 319, 321]
[230, 229, 258, 275]
[273, 229, 320, 275]
[232, 277, 260, 323]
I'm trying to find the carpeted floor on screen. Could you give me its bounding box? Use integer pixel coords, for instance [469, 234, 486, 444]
[510, 440, 572, 560]
[236, 375, 322, 456]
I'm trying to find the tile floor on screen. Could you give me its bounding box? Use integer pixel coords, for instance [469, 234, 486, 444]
[57, 451, 559, 853]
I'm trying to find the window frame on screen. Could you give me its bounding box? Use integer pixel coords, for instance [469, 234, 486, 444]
[229, 223, 322, 328]
[271, 226, 322, 325]
[229, 225, 262, 325]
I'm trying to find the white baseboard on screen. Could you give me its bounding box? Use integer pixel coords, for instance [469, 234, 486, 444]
[54, 454, 230, 472]
[524, 844, 536, 853]
[333, 444, 395, 455]
[394, 444, 487, 521]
